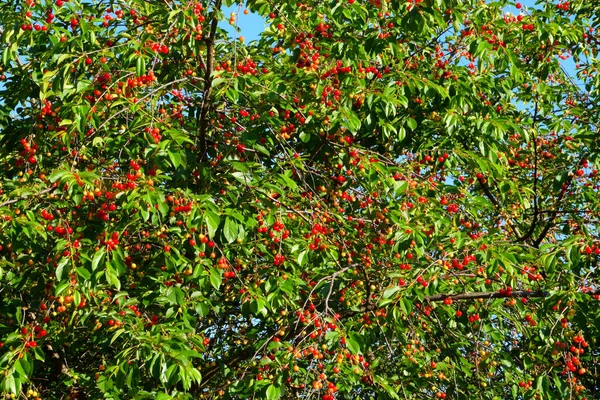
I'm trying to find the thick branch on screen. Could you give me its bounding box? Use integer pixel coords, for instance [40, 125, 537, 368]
[532, 152, 589, 248]
[430, 288, 600, 301]
[198, 347, 253, 390]
[524, 209, 592, 215]
[424, 290, 548, 302]
[197, 0, 222, 162]
[477, 176, 523, 240]
[197, 286, 599, 390]
[519, 103, 540, 242]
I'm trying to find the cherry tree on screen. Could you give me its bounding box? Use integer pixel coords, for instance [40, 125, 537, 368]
[0, 0, 599, 398]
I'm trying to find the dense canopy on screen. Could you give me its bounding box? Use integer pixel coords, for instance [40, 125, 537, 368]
[1, 0, 599, 398]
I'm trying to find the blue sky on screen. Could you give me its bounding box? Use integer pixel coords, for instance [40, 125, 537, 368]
[224, 0, 577, 81]
[222, 4, 266, 42]
[225, 0, 542, 42]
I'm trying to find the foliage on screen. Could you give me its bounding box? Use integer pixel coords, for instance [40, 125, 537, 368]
[0, 0, 599, 398]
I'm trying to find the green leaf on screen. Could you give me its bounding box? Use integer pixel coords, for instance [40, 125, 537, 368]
[4, 374, 16, 394]
[196, 302, 210, 317]
[13, 358, 27, 377]
[205, 210, 220, 238]
[166, 286, 185, 306]
[266, 384, 280, 400]
[105, 263, 121, 290]
[553, 171, 569, 192]
[224, 217, 239, 244]
[18, 358, 32, 376]
[344, 110, 361, 132]
[376, 376, 401, 399]
[168, 150, 181, 168]
[55, 257, 69, 281]
[97, 375, 114, 392]
[297, 250, 308, 266]
[382, 286, 400, 299]
[55, 281, 70, 297]
[31, 346, 45, 362]
[278, 172, 298, 191]
[346, 333, 363, 354]
[110, 328, 126, 345]
[209, 268, 222, 290]
[136, 57, 146, 77]
[379, 286, 400, 307]
[400, 298, 413, 315]
[2, 47, 10, 66]
[537, 375, 549, 394]
[72, 192, 83, 205]
[92, 248, 105, 271]
[49, 170, 70, 183]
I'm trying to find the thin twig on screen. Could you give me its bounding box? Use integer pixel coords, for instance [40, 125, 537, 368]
[0, 186, 57, 208]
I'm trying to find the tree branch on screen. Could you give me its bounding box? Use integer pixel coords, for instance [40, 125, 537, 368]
[0, 186, 57, 208]
[477, 175, 524, 240]
[519, 103, 540, 242]
[196, 285, 599, 391]
[424, 290, 548, 302]
[197, 0, 222, 162]
[532, 153, 589, 247]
